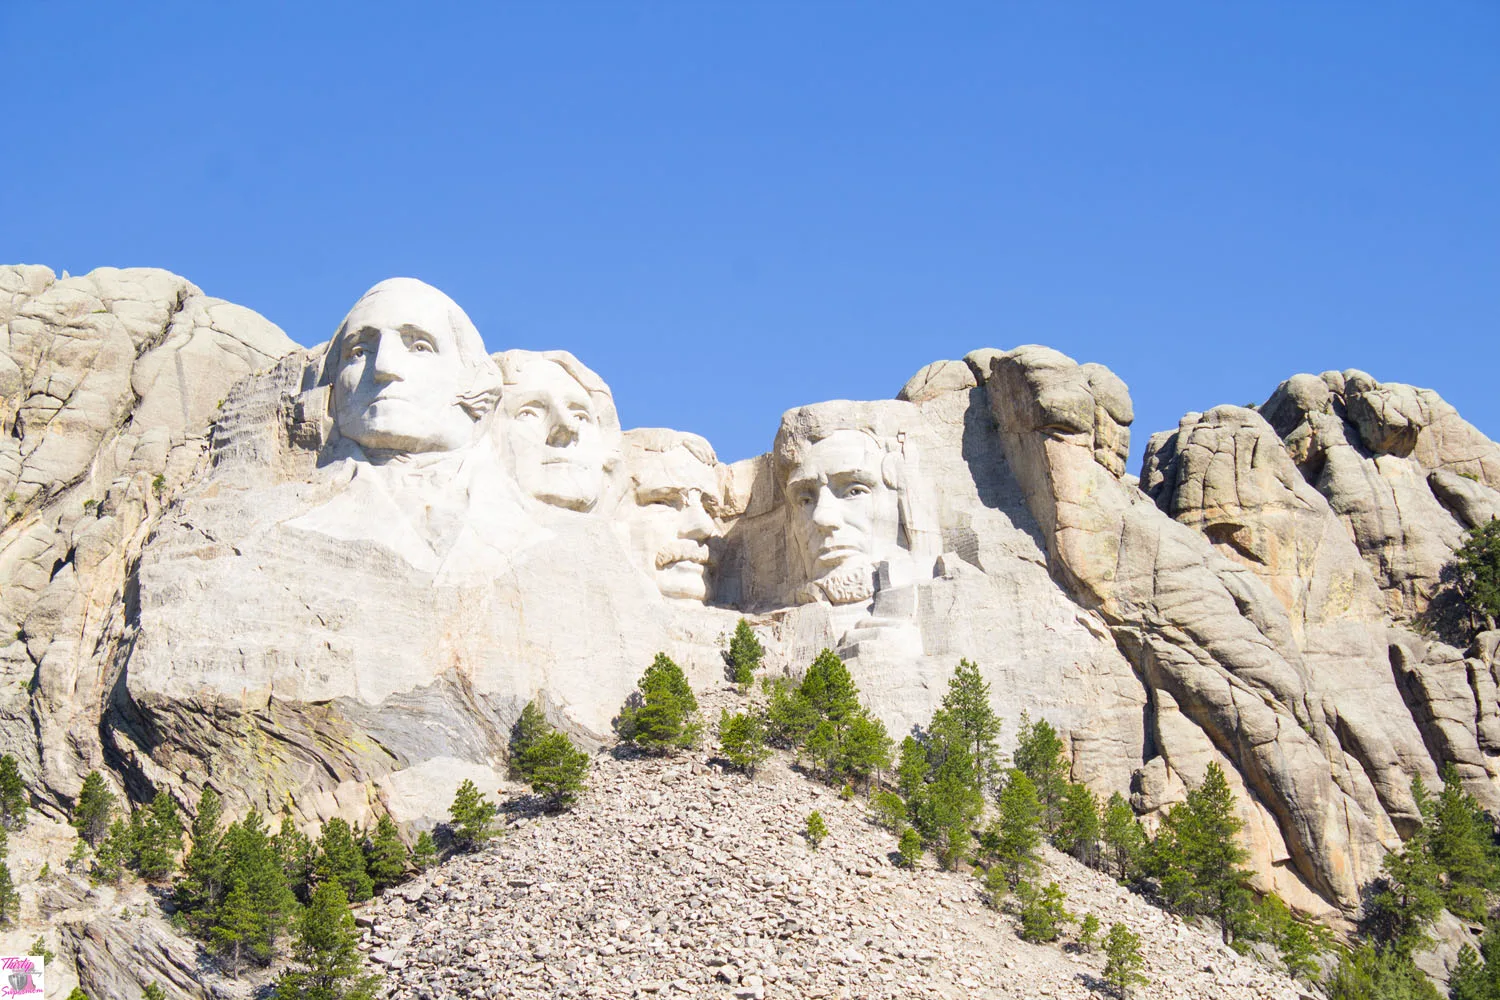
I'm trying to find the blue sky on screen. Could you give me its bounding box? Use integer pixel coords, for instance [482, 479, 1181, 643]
[4, 3, 1496, 466]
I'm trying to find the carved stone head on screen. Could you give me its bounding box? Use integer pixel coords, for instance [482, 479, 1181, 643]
[774, 401, 929, 605]
[326, 278, 500, 454]
[620, 428, 722, 602]
[496, 349, 621, 512]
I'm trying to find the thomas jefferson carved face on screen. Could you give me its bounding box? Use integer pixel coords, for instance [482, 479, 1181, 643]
[330, 279, 493, 454]
[623, 434, 721, 601]
[783, 429, 902, 604]
[502, 356, 611, 511]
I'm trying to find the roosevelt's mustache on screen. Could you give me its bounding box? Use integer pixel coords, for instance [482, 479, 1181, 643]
[656, 540, 713, 569]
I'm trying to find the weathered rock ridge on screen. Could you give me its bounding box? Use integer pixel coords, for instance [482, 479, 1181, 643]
[3, 264, 1498, 922]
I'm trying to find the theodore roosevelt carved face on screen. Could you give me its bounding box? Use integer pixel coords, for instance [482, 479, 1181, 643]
[329, 278, 499, 454]
[497, 350, 620, 512]
[620, 429, 721, 602]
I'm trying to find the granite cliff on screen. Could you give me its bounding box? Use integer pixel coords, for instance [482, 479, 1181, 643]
[4, 263, 1498, 944]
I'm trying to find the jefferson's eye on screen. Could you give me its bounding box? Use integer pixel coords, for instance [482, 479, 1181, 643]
[842, 484, 871, 498]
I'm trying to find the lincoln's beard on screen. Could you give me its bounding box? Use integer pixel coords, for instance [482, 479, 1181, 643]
[798, 557, 876, 606]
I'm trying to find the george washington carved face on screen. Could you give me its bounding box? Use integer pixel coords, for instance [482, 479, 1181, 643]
[329, 278, 498, 454]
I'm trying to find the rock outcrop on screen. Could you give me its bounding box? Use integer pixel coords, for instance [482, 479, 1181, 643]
[4, 263, 1500, 966]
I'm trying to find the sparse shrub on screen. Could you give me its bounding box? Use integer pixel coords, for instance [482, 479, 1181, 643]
[804, 810, 828, 849]
[448, 779, 498, 850]
[151, 473, 167, 496]
[617, 653, 702, 753]
[27, 936, 54, 964]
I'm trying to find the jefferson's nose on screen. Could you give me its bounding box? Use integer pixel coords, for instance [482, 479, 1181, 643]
[371, 328, 407, 385]
[546, 416, 579, 447]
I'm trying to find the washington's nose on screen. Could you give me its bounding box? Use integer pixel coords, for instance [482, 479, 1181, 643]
[371, 328, 406, 384]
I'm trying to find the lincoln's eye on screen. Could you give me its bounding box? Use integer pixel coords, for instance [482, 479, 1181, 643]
[411, 340, 434, 353]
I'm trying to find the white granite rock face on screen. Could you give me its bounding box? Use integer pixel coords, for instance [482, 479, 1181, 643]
[5, 268, 1500, 920]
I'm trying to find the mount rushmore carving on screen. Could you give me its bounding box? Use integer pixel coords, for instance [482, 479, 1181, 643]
[4, 265, 1500, 917]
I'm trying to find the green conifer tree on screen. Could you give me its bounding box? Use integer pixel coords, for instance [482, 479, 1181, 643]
[927, 659, 1003, 793]
[1016, 879, 1072, 943]
[217, 809, 298, 965]
[1056, 782, 1101, 866]
[831, 711, 893, 788]
[762, 676, 817, 748]
[315, 818, 373, 903]
[1366, 778, 1444, 956]
[363, 814, 408, 891]
[448, 779, 498, 849]
[1101, 791, 1146, 882]
[896, 827, 923, 869]
[142, 985, 167, 1000]
[1077, 912, 1100, 953]
[798, 649, 861, 725]
[617, 652, 702, 752]
[896, 736, 929, 801]
[912, 737, 982, 870]
[727, 618, 764, 691]
[1323, 943, 1441, 1000]
[805, 810, 828, 848]
[871, 790, 906, 831]
[212, 877, 260, 977]
[0, 862, 18, 926]
[987, 769, 1043, 888]
[1430, 762, 1500, 920]
[1013, 713, 1068, 833]
[66, 989, 90, 1000]
[411, 831, 437, 870]
[0, 754, 27, 829]
[510, 704, 591, 809]
[273, 881, 379, 1000]
[717, 708, 771, 777]
[1148, 762, 1254, 945]
[1103, 923, 1147, 999]
[91, 817, 132, 884]
[175, 787, 226, 920]
[1449, 944, 1488, 1000]
[72, 771, 115, 846]
[134, 791, 184, 881]
[1455, 517, 1500, 633]
[273, 813, 315, 902]
[507, 701, 549, 780]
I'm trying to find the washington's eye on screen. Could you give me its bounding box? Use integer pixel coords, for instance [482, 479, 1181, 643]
[346, 344, 366, 360]
[515, 405, 543, 420]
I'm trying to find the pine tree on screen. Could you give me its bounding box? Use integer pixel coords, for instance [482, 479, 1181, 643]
[1455, 517, 1500, 633]
[0, 863, 18, 926]
[176, 787, 226, 920]
[134, 791, 184, 881]
[1078, 912, 1100, 953]
[762, 676, 817, 748]
[411, 831, 437, 870]
[912, 737, 983, 870]
[896, 736, 929, 801]
[1367, 778, 1444, 955]
[986, 769, 1042, 888]
[1016, 879, 1072, 943]
[1449, 945, 1488, 1000]
[979, 861, 1009, 909]
[1323, 943, 1441, 1000]
[1101, 792, 1146, 882]
[274, 813, 316, 902]
[871, 790, 906, 831]
[273, 881, 379, 1000]
[896, 827, 923, 868]
[1430, 762, 1500, 920]
[0, 755, 27, 829]
[72, 771, 115, 846]
[1148, 763, 1254, 945]
[212, 877, 260, 977]
[363, 814, 408, 891]
[448, 779, 498, 849]
[142, 985, 167, 1000]
[1103, 923, 1147, 999]
[927, 659, 1003, 793]
[717, 708, 771, 777]
[805, 810, 828, 848]
[315, 818, 373, 903]
[66, 990, 90, 1000]
[91, 817, 132, 884]
[617, 652, 702, 752]
[1056, 782, 1100, 866]
[832, 711, 893, 787]
[798, 649, 860, 726]
[727, 619, 764, 691]
[510, 701, 591, 806]
[1013, 713, 1068, 833]
[217, 808, 298, 965]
